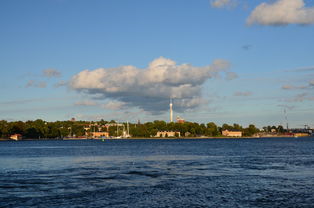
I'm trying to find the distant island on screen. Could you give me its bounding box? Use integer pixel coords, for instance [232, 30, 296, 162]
[0, 119, 312, 141]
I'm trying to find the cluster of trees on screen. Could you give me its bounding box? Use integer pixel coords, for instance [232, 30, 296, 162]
[0, 119, 85, 139]
[262, 125, 285, 133]
[0, 119, 261, 139]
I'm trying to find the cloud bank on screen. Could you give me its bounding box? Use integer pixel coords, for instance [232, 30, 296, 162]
[247, 0, 314, 25]
[70, 57, 235, 113]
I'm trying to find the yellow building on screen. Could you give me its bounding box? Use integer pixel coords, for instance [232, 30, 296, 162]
[88, 132, 109, 138]
[222, 130, 242, 137]
[293, 133, 309, 137]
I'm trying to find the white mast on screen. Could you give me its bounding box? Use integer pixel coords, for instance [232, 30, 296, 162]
[170, 98, 173, 123]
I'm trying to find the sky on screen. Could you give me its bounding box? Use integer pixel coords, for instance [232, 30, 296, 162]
[1, 0, 314, 128]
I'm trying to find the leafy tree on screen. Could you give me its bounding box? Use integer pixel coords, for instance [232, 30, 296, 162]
[243, 124, 259, 136]
[277, 125, 284, 133]
[206, 122, 218, 136]
[233, 123, 243, 131]
[222, 123, 233, 131]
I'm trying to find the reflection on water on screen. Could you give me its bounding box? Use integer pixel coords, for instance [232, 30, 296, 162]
[1, 138, 314, 207]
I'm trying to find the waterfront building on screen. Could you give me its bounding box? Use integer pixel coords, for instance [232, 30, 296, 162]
[222, 130, 242, 137]
[89, 131, 109, 138]
[10, 134, 22, 141]
[156, 131, 180, 138]
[293, 132, 310, 137]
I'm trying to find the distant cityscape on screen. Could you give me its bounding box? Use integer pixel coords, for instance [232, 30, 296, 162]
[1, 100, 313, 141]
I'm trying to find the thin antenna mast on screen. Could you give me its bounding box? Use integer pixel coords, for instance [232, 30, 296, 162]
[170, 98, 173, 123]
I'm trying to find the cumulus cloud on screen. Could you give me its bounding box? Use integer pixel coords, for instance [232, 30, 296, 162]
[234, 91, 252, 96]
[210, 0, 236, 8]
[25, 80, 47, 88]
[70, 57, 234, 113]
[43, 69, 61, 78]
[247, 0, 314, 25]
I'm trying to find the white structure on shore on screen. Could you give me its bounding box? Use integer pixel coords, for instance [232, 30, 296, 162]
[222, 130, 242, 137]
[156, 131, 180, 138]
[170, 99, 173, 123]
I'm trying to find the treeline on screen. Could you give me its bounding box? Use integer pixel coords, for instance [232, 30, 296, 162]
[0, 119, 267, 139]
[0, 119, 86, 139]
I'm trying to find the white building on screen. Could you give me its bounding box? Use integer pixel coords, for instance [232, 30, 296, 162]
[156, 131, 180, 138]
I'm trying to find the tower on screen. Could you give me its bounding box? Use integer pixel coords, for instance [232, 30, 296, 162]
[170, 99, 173, 123]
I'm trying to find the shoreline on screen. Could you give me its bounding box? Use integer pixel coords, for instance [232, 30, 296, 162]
[1, 135, 312, 141]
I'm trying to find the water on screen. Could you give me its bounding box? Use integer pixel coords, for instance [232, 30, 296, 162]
[0, 138, 314, 207]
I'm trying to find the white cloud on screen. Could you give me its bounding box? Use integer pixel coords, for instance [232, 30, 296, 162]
[210, 0, 235, 8]
[247, 0, 314, 25]
[43, 69, 61, 78]
[70, 57, 235, 113]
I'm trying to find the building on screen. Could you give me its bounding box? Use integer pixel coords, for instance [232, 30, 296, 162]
[88, 132, 109, 138]
[222, 130, 242, 137]
[156, 131, 180, 138]
[176, 116, 185, 124]
[293, 132, 309, 137]
[10, 134, 22, 141]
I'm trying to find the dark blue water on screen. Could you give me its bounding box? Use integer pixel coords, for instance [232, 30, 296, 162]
[1, 138, 314, 208]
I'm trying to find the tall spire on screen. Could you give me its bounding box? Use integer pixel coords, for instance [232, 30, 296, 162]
[170, 98, 173, 123]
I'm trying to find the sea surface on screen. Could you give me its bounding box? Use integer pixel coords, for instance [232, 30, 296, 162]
[0, 138, 314, 208]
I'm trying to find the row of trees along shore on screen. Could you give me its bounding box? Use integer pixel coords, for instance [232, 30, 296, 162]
[0, 119, 285, 139]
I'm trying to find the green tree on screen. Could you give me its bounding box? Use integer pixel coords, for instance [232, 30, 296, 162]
[244, 124, 259, 136]
[206, 122, 218, 136]
[277, 125, 284, 133]
[222, 123, 233, 131]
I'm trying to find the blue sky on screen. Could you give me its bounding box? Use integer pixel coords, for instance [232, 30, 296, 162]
[1, 0, 314, 128]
